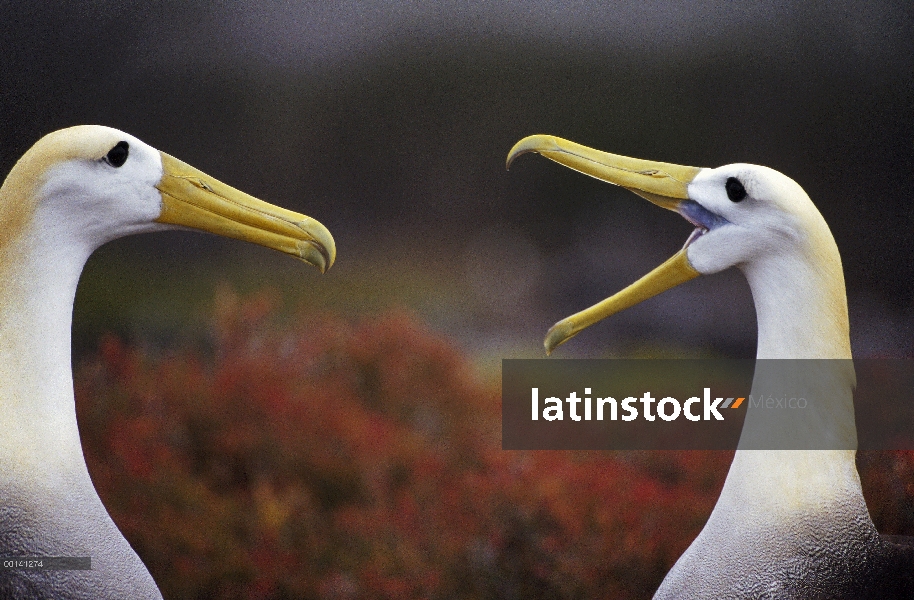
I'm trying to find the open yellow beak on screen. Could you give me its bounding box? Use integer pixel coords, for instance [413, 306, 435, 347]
[507, 135, 703, 354]
[155, 153, 336, 273]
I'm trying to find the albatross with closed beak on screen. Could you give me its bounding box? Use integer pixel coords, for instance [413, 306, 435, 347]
[508, 134, 914, 598]
[0, 125, 335, 599]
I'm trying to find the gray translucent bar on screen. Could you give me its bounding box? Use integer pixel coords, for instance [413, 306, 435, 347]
[502, 359, 914, 450]
[0, 557, 91, 570]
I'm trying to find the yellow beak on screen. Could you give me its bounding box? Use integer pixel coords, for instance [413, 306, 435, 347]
[507, 135, 703, 354]
[155, 152, 336, 273]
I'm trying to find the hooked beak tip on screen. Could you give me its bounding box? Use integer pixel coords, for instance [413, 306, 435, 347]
[507, 135, 555, 171]
[544, 320, 576, 355]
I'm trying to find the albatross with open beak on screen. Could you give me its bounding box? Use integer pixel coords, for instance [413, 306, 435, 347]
[508, 135, 914, 598]
[0, 125, 335, 599]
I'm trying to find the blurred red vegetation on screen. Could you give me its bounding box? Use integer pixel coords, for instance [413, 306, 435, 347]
[75, 290, 914, 600]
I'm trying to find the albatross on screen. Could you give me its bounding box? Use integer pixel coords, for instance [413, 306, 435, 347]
[0, 125, 335, 599]
[507, 135, 914, 598]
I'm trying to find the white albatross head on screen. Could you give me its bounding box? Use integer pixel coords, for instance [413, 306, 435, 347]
[0, 125, 335, 272]
[507, 135, 842, 354]
[682, 162, 834, 275]
[0, 125, 337, 598]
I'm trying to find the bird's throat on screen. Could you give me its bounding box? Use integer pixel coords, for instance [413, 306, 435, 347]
[725, 247, 865, 507]
[0, 231, 92, 479]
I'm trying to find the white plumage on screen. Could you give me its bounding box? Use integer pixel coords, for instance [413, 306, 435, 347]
[508, 134, 914, 598]
[0, 126, 334, 598]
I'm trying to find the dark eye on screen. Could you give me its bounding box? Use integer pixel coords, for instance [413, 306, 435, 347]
[725, 177, 746, 202]
[106, 141, 129, 168]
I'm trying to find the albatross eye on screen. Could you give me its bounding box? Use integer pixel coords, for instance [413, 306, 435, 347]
[106, 141, 129, 168]
[726, 177, 747, 202]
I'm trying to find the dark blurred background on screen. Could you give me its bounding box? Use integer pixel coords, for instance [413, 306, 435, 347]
[4, 3, 914, 598]
[3, 1, 914, 363]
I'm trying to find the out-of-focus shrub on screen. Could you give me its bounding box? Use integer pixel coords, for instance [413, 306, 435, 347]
[75, 290, 913, 599]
